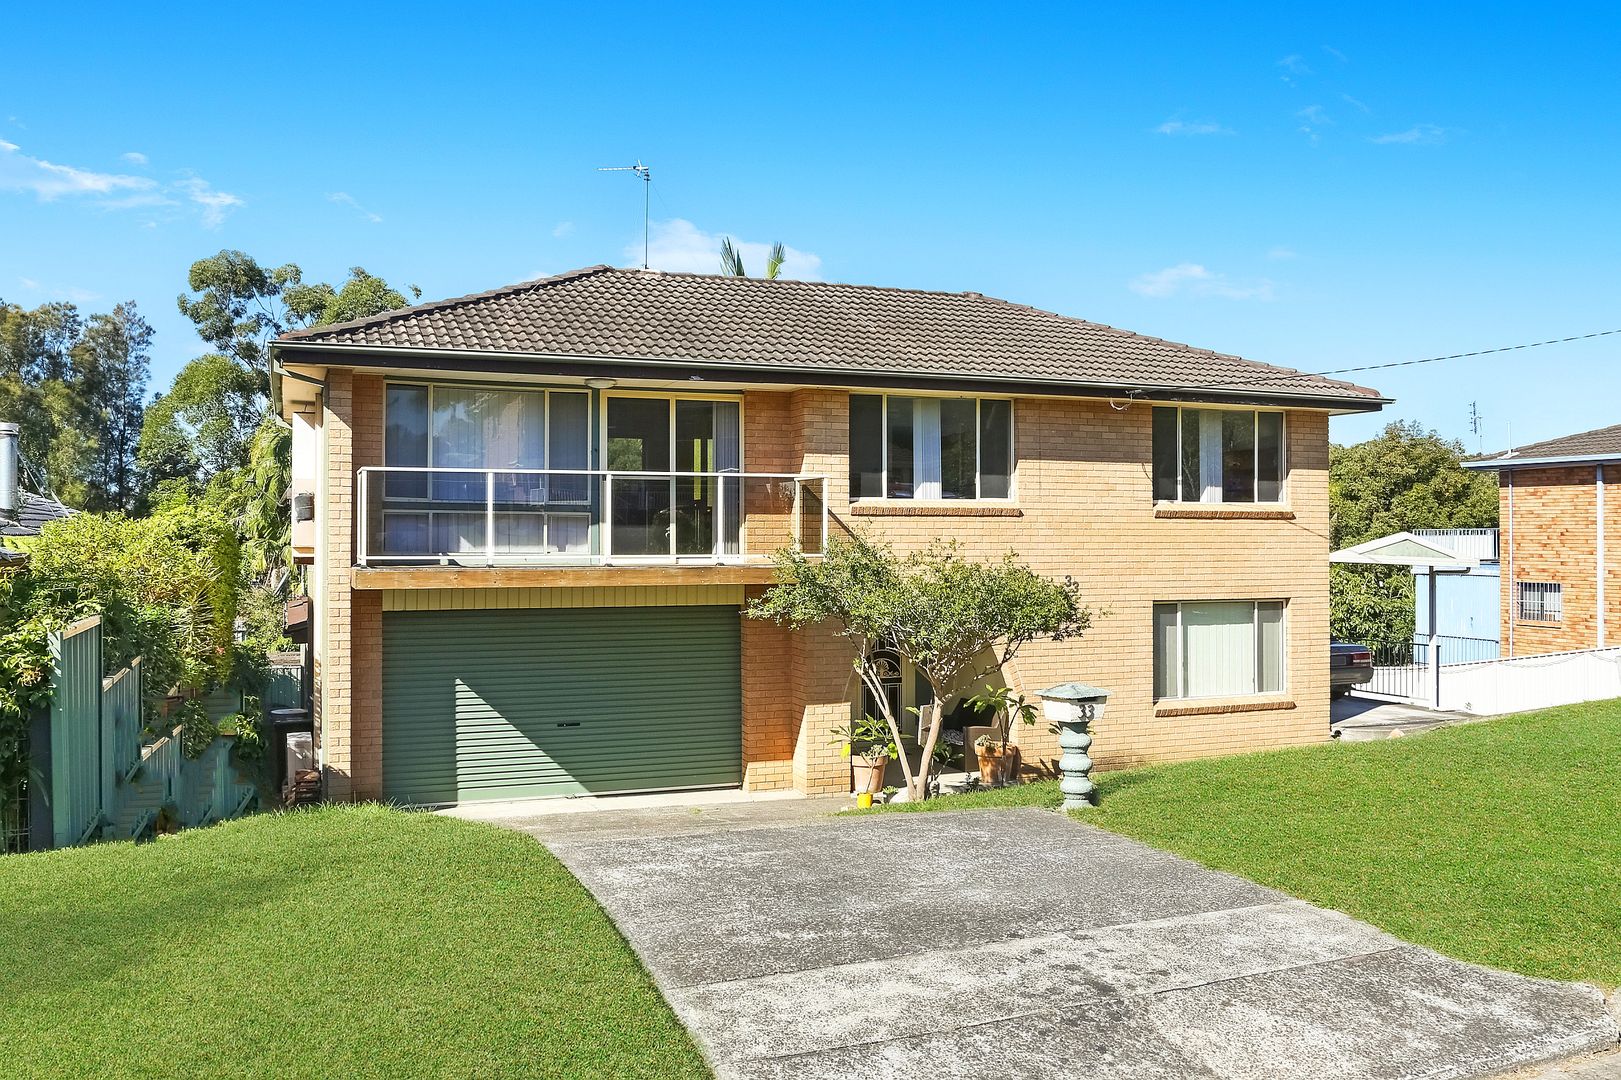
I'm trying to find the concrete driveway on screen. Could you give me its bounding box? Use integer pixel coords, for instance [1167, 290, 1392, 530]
[1332, 694, 1475, 741]
[539, 807, 1617, 1080]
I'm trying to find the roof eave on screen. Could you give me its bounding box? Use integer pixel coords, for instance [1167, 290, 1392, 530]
[271, 341, 1390, 412]
[1463, 451, 1621, 470]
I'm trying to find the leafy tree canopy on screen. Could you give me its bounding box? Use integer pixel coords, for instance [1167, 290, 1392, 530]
[3, 494, 273, 771]
[1328, 421, 1498, 651]
[748, 534, 1089, 800]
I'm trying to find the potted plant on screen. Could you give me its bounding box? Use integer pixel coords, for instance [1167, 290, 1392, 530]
[968, 685, 1038, 788]
[831, 713, 902, 807]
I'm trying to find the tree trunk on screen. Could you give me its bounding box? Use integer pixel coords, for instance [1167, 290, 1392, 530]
[909, 698, 946, 801]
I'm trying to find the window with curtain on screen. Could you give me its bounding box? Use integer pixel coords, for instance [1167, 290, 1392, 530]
[383, 385, 591, 501]
[850, 394, 1014, 500]
[1151, 407, 1285, 504]
[380, 384, 593, 556]
[1153, 600, 1286, 699]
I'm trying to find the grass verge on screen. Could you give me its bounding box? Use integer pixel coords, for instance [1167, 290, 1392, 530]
[0, 804, 706, 1079]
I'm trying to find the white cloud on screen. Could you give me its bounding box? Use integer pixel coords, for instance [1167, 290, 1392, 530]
[1153, 119, 1233, 136]
[328, 190, 382, 223]
[632, 219, 823, 279]
[1129, 263, 1275, 301]
[552, 221, 575, 238]
[1266, 246, 1297, 261]
[1339, 92, 1371, 114]
[1370, 124, 1447, 145]
[16, 277, 99, 303]
[1, 140, 239, 226]
[0, 139, 155, 200]
[120, 151, 148, 166]
[1323, 45, 1349, 64]
[177, 176, 243, 227]
[1277, 54, 1312, 84]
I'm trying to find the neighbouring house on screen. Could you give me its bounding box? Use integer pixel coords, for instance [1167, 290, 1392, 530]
[1411, 529, 1501, 660]
[1465, 423, 1621, 656]
[272, 266, 1387, 806]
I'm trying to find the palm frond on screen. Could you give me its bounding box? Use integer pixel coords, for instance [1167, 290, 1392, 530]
[765, 241, 787, 280]
[719, 237, 746, 277]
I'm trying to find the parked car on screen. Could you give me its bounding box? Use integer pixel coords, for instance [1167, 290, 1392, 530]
[1330, 642, 1374, 698]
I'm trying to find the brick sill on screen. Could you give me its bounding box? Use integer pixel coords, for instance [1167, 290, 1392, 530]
[1155, 697, 1297, 718]
[1154, 505, 1295, 521]
[851, 502, 1023, 518]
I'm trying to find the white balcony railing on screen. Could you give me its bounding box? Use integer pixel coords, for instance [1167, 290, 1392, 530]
[1412, 528, 1500, 562]
[356, 467, 827, 568]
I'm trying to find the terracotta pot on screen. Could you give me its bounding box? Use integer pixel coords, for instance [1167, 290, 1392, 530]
[851, 754, 889, 795]
[976, 744, 1022, 788]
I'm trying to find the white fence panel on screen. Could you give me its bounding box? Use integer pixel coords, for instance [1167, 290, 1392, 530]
[1440, 647, 1621, 715]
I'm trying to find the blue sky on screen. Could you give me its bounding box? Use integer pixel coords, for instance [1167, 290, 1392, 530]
[3, 2, 1619, 449]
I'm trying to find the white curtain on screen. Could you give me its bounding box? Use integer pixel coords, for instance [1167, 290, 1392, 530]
[1198, 410, 1223, 503]
[1258, 602, 1286, 692]
[1153, 603, 1181, 698]
[1181, 601, 1256, 697]
[715, 402, 742, 555]
[913, 398, 942, 499]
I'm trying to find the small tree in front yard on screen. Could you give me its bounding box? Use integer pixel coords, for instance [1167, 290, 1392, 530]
[747, 534, 1091, 801]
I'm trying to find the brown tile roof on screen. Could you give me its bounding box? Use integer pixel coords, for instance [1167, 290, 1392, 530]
[277, 265, 1385, 405]
[1469, 422, 1621, 465]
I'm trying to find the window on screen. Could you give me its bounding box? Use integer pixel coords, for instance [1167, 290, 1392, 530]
[1154, 600, 1286, 700]
[605, 394, 742, 558]
[385, 384, 591, 502]
[850, 394, 1013, 500]
[1152, 407, 1285, 504]
[381, 383, 593, 556]
[1515, 581, 1562, 622]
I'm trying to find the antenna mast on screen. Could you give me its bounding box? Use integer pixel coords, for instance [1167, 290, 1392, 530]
[597, 160, 653, 269]
[1468, 401, 1483, 452]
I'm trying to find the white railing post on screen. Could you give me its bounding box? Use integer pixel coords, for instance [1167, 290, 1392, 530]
[357, 468, 369, 566]
[715, 469, 726, 561]
[486, 470, 496, 567]
[603, 473, 614, 565]
[791, 477, 803, 550]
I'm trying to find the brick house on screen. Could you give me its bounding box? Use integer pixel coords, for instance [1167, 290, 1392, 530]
[272, 266, 1387, 805]
[1464, 424, 1621, 656]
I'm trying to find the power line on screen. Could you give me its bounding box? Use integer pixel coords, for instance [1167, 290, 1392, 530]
[1132, 326, 1621, 397]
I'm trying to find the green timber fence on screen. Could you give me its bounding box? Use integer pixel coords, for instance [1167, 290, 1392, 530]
[22, 615, 265, 853]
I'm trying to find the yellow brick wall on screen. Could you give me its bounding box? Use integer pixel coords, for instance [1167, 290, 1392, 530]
[742, 389, 1333, 781]
[317, 371, 384, 802]
[1499, 465, 1610, 655]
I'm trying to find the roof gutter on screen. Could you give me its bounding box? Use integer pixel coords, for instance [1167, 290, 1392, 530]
[1462, 451, 1621, 470]
[271, 341, 1391, 413]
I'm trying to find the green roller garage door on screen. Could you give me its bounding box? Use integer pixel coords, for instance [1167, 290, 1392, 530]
[382, 605, 742, 805]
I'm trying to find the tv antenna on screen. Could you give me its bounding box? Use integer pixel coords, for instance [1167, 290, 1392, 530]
[1468, 401, 1483, 451]
[597, 160, 653, 269]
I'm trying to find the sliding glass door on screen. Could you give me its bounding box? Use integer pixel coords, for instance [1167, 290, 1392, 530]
[605, 395, 741, 559]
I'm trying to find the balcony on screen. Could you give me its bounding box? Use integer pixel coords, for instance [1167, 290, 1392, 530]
[355, 467, 827, 575]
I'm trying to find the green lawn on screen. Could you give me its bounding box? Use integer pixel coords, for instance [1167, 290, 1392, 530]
[0, 805, 705, 1079]
[879, 700, 1621, 987]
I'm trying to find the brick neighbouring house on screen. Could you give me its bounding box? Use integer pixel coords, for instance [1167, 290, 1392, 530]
[272, 266, 1387, 806]
[1464, 423, 1621, 656]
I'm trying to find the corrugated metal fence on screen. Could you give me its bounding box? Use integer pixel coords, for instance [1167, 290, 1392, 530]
[24, 615, 266, 852]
